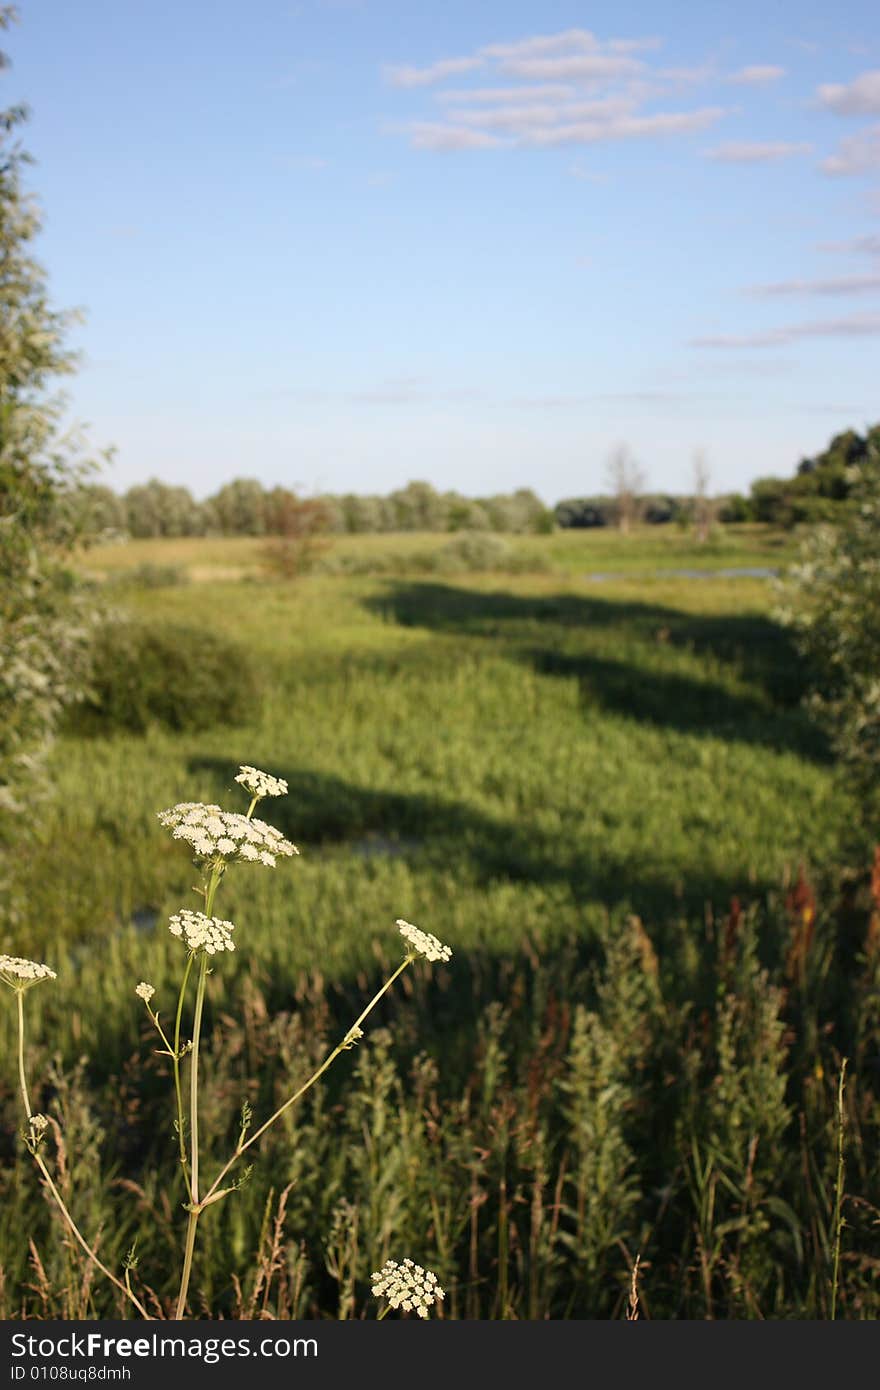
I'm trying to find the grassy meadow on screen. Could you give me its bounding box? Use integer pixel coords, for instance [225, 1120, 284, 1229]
[3, 524, 879, 1320]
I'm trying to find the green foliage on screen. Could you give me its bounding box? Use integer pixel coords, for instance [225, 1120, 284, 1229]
[0, 14, 99, 816]
[749, 424, 880, 528]
[778, 447, 880, 835]
[70, 618, 260, 735]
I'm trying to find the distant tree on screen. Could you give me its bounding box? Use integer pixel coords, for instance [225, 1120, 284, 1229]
[748, 424, 880, 528]
[388, 480, 445, 531]
[554, 497, 612, 528]
[78, 482, 127, 536]
[261, 489, 332, 578]
[445, 494, 491, 531]
[605, 444, 646, 534]
[209, 477, 266, 535]
[691, 449, 715, 543]
[718, 493, 753, 524]
[124, 479, 203, 537]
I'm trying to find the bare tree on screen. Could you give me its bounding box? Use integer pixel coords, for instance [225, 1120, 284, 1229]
[605, 444, 646, 534]
[692, 448, 715, 544]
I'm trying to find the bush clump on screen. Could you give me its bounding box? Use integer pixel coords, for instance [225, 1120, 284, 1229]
[70, 619, 260, 735]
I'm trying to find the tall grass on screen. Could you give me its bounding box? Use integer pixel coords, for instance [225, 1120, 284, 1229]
[3, 536, 875, 1318]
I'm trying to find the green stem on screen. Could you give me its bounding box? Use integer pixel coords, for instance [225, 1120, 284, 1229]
[16, 990, 150, 1319]
[830, 1057, 848, 1321]
[175, 953, 208, 1319]
[172, 953, 195, 1195]
[17, 990, 31, 1120]
[201, 957, 415, 1207]
[174, 866, 220, 1319]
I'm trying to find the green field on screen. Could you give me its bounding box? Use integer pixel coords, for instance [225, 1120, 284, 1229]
[3, 526, 876, 1320]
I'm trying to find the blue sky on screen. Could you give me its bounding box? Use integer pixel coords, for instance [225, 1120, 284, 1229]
[9, 0, 880, 501]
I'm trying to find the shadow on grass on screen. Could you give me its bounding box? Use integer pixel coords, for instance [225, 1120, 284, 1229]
[366, 581, 828, 760]
[188, 757, 775, 925]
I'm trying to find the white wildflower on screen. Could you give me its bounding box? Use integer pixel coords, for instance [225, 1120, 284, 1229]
[342, 1025, 364, 1049]
[29, 1113, 48, 1134]
[158, 802, 298, 866]
[235, 766, 288, 800]
[0, 955, 57, 992]
[396, 919, 452, 964]
[168, 909, 236, 955]
[135, 982, 155, 1004]
[371, 1258, 445, 1317]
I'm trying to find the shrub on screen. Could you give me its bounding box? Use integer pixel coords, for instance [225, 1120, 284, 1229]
[777, 446, 880, 835]
[432, 531, 512, 573]
[70, 619, 260, 735]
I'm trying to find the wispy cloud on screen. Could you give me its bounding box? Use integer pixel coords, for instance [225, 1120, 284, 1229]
[727, 64, 786, 85]
[384, 56, 485, 88]
[817, 69, 880, 115]
[819, 233, 880, 256]
[745, 273, 880, 296]
[438, 84, 575, 104]
[522, 108, 724, 146]
[706, 140, 812, 163]
[405, 122, 507, 150]
[450, 96, 636, 132]
[822, 124, 880, 175]
[692, 313, 880, 348]
[348, 376, 428, 404]
[385, 29, 730, 155]
[498, 53, 644, 81]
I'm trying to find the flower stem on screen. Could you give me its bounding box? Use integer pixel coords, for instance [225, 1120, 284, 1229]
[16, 990, 150, 1319]
[174, 866, 220, 1319]
[172, 953, 194, 1197]
[201, 956, 415, 1206]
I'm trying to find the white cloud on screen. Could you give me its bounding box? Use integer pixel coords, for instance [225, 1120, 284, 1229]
[522, 107, 724, 146]
[822, 124, 880, 175]
[692, 313, 880, 347]
[438, 84, 575, 104]
[746, 273, 880, 296]
[405, 122, 507, 150]
[481, 30, 599, 60]
[452, 96, 636, 131]
[707, 140, 812, 163]
[819, 233, 880, 256]
[499, 52, 644, 81]
[658, 62, 717, 86]
[817, 69, 880, 115]
[384, 56, 485, 88]
[728, 65, 786, 85]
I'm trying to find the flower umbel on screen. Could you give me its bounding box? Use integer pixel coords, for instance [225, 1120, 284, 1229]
[135, 982, 155, 1004]
[0, 955, 57, 992]
[168, 910, 236, 955]
[157, 802, 298, 865]
[234, 766, 288, 800]
[371, 1258, 445, 1317]
[396, 920, 452, 964]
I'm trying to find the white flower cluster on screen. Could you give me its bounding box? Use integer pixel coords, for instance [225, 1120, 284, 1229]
[234, 766, 288, 800]
[396, 919, 452, 964]
[168, 910, 236, 955]
[371, 1258, 445, 1317]
[29, 1114, 48, 1135]
[157, 802, 298, 867]
[0, 955, 57, 992]
[135, 982, 155, 1004]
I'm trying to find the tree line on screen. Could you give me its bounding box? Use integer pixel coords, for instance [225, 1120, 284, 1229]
[82, 425, 876, 542]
